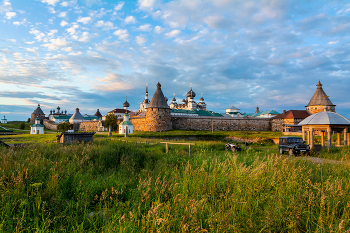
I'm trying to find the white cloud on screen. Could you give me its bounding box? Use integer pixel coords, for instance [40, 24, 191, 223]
[24, 41, 35, 44]
[165, 29, 180, 37]
[0, 0, 12, 13]
[60, 1, 69, 7]
[29, 28, 46, 41]
[6, 39, 16, 42]
[48, 7, 56, 14]
[113, 29, 129, 41]
[68, 51, 82, 56]
[138, 24, 151, 31]
[47, 29, 58, 37]
[79, 32, 89, 42]
[77, 16, 92, 24]
[328, 41, 339, 45]
[95, 20, 114, 30]
[154, 25, 162, 33]
[135, 36, 147, 45]
[114, 2, 124, 11]
[60, 20, 68, 26]
[58, 12, 67, 18]
[5, 11, 16, 19]
[26, 48, 38, 53]
[13, 18, 27, 26]
[125, 15, 136, 24]
[42, 38, 71, 50]
[138, 0, 155, 11]
[67, 27, 76, 35]
[61, 47, 72, 52]
[41, 0, 60, 6]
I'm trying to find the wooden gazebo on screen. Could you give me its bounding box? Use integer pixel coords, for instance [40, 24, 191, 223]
[299, 111, 350, 149]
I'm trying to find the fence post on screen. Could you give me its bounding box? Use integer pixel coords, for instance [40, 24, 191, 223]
[166, 143, 169, 155]
[189, 144, 192, 156]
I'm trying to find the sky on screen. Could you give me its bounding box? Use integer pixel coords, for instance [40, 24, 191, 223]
[0, 0, 350, 120]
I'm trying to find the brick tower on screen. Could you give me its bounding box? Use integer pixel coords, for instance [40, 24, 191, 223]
[145, 82, 172, 131]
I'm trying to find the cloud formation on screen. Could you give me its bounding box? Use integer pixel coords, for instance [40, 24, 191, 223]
[1, 0, 350, 120]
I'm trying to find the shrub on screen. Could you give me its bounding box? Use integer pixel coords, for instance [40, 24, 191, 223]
[19, 122, 26, 130]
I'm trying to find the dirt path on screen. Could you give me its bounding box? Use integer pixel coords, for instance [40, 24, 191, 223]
[298, 156, 342, 164]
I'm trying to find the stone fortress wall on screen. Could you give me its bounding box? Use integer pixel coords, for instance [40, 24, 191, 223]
[43, 119, 59, 130]
[171, 116, 271, 131]
[129, 115, 271, 131]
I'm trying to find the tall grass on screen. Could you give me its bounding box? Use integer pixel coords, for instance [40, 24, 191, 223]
[1, 140, 350, 232]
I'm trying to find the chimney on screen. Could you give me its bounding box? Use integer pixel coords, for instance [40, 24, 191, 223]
[283, 110, 286, 114]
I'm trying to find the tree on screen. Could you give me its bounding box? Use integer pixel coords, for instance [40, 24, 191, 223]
[27, 118, 30, 123]
[104, 114, 118, 137]
[57, 122, 73, 132]
[19, 122, 26, 130]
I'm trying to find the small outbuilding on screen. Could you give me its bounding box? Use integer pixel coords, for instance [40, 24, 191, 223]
[119, 112, 133, 135]
[30, 117, 44, 134]
[299, 111, 350, 149]
[1, 115, 7, 124]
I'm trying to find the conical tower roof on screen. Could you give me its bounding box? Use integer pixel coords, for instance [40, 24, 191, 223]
[147, 82, 169, 109]
[306, 80, 335, 107]
[32, 104, 45, 115]
[94, 109, 102, 117]
[70, 108, 85, 121]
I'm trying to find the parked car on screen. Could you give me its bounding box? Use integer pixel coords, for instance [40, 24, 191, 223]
[278, 137, 310, 156]
[225, 142, 241, 152]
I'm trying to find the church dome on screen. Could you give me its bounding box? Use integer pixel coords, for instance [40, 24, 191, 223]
[186, 88, 196, 98]
[123, 100, 130, 108]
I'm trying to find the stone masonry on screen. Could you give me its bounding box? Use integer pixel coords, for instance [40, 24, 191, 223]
[145, 108, 172, 132]
[171, 116, 271, 131]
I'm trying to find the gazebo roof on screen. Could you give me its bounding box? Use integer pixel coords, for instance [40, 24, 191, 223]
[299, 111, 350, 125]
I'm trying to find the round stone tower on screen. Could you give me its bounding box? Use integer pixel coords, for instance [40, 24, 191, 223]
[145, 82, 172, 132]
[30, 104, 45, 124]
[306, 80, 336, 114]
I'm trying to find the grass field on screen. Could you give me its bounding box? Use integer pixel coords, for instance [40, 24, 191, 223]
[1, 131, 350, 232]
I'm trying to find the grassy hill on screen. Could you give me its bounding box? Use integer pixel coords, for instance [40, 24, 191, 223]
[1, 135, 350, 232]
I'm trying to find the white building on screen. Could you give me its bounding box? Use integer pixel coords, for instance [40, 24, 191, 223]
[119, 112, 133, 135]
[225, 105, 245, 118]
[30, 117, 44, 134]
[139, 84, 150, 112]
[1, 115, 7, 124]
[69, 108, 85, 124]
[169, 84, 207, 111]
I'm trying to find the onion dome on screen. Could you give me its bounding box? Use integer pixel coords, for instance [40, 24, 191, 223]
[57, 106, 60, 111]
[172, 95, 176, 102]
[123, 96, 130, 108]
[200, 96, 204, 102]
[186, 88, 196, 98]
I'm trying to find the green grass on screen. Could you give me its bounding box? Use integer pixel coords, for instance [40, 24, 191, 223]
[1, 137, 350, 232]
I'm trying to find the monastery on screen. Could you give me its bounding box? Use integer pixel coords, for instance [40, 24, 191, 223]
[30, 80, 337, 133]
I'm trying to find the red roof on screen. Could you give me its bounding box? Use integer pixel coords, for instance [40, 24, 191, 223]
[271, 110, 310, 119]
[108, 109, 131, 114]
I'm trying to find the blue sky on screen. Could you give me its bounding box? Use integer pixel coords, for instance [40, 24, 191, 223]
[0, 0, 350, 120]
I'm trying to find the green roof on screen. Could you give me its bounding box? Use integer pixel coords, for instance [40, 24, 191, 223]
[31, 124, 44, 127]
[84, 116, 99, 120]
[120, 121, 133, 126]
[170, 109, 223, 117]
[53, 116, 71, 120]
[248, 110, 280, 117]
